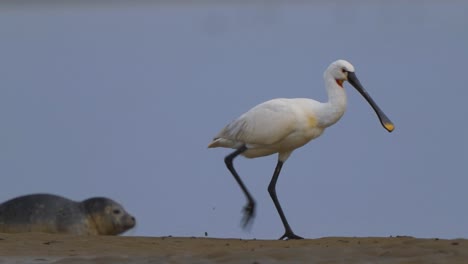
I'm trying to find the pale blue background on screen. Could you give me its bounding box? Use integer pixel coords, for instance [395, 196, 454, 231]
[1, 1, 467, 239]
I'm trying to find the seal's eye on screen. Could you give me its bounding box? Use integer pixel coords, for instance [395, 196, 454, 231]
[113, 209, 121, 215]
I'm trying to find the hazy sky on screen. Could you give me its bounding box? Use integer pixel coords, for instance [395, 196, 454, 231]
[1, 1, 467, 239]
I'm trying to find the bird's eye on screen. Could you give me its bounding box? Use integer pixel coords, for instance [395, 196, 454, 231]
[341, 68, 347, 73]
[113, 209, 121, 214]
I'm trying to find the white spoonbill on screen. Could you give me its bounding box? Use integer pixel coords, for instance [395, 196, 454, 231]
[208, 60, 394, 240]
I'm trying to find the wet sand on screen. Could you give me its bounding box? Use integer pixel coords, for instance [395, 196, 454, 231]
[0, 233, 466, 263]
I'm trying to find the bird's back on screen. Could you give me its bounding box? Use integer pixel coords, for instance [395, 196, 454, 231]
[209, 98, 324, 151]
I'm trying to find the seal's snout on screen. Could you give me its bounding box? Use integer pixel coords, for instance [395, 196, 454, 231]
[125, 215, 136, 229]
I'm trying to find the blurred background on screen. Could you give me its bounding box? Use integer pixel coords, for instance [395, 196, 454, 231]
[0, 1, 467, 239]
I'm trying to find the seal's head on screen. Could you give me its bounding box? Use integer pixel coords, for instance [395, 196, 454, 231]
[82, 197, 136, 235]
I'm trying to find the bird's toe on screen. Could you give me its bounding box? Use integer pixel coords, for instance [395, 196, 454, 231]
[279, 232, 304, 240]
[241, 202, 255, 229]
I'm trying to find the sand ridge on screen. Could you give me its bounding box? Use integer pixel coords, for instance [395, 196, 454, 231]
[0, 233, 466, 263]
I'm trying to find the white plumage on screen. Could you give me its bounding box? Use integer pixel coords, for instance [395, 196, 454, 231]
[209, 98, 325, 161]
[209, 60, 393, 240]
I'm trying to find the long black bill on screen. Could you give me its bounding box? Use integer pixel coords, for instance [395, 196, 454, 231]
[347, 72, 394, 132]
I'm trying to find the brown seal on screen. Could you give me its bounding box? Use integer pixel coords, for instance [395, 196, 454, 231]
[0, 194, 136, 235]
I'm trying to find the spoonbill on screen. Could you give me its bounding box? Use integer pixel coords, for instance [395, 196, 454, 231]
[208, 60, 394, 240]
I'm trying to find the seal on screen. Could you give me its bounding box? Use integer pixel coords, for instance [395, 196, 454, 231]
[0, 194, 136, 235]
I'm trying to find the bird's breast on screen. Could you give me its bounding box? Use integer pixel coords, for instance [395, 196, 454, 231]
[307, 114, 318, 128]
[277, 124, 324, 153]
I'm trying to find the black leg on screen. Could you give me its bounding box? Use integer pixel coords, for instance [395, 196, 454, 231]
[268, 160, 303, 240]
[224, 145, 256, 229]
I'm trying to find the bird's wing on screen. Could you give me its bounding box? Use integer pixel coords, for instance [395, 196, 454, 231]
[214, 99, 297, 146]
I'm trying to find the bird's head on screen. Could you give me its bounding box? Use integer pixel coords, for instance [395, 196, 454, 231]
[326, 59, 394, 132]
[327, 59, 355, 88]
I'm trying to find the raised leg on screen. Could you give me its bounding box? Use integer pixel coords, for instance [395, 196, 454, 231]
[224, 145, 256, 229]
[268, 160, 303, 240]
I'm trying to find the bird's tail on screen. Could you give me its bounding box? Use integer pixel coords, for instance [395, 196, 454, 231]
[207, 138, 221, 148]
[208, 138, 237, 148]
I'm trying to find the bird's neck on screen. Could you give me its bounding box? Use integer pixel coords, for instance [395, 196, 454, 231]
[318, 73, 348, 128]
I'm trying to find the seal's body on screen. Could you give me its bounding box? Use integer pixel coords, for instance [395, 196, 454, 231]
[0, 194, 135, 235]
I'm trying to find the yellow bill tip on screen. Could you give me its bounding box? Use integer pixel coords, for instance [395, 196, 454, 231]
[384, 122, 394, 132]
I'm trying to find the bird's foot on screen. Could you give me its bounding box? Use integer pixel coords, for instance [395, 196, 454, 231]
[279, 231, 304, 240]
[241, 201, 255, 229]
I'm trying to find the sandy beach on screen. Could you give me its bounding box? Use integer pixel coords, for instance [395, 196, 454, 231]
[0, 233, 466, 263]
